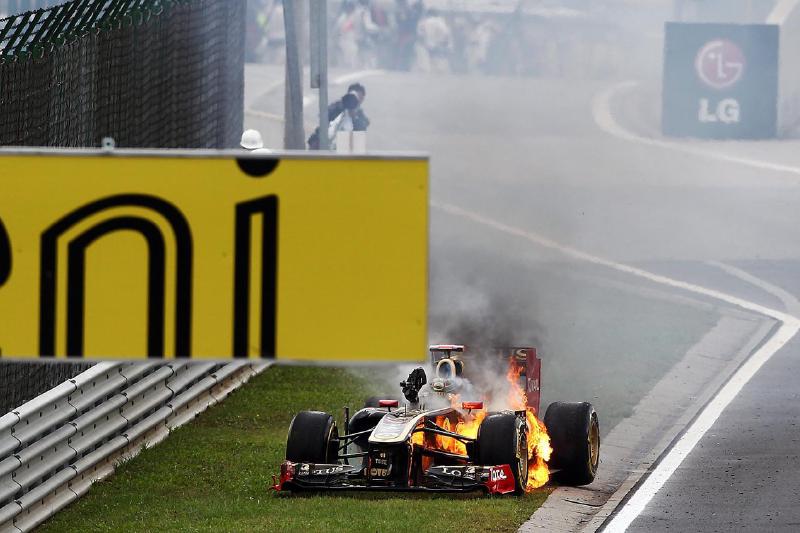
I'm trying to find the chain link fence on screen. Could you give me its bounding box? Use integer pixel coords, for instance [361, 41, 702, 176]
[0, 361, 94, 414]
[0, 0, 245, 148]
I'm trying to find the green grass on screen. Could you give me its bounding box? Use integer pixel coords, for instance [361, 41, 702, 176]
[39, 366, 550, 533]
[38, 224, 718, 532]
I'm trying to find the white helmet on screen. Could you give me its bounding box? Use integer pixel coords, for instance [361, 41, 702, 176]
[240, 129, 264, 150]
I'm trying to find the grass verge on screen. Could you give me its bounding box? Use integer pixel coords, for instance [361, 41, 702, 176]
[39, 366, 550, 533]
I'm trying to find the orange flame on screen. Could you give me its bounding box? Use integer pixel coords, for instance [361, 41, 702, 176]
[507, 362, 552, 491]
[410, 428, 425, 447]
[432, 395, 486, 456]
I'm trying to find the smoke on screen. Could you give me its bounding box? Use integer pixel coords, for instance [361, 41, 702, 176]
[432, 290, 543, 355]
[359, 238, 548, 413]
[428, 232, 545, 356]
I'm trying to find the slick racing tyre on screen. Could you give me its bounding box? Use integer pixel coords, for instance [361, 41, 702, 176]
[477, 413, 528, 494]
[286, 411, 339, 463]
[544, 402, 599, 486]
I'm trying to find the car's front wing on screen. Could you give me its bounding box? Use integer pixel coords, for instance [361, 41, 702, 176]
[273, 461, 516, 494]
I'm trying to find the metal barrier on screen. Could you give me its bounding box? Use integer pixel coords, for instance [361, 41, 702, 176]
[0, 360, 269, 532]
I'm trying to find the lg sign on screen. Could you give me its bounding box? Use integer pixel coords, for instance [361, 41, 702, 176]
[695, 39, 745, 125]
[662, 23, 778, 139]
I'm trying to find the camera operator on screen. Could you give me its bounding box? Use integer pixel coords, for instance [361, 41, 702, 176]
[308, 83, 370, 150]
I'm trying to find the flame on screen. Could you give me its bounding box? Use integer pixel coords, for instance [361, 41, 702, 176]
[432, 403, 486, 456]
[411, 428, 424, 447]
[409, 360, 552, 492]
[507, 362, 552, 491]
[525, 408, 552, 490]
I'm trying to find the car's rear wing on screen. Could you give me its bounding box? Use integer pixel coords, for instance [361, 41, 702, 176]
[502, 347, 541, 416]
[427, 344, 542, 415]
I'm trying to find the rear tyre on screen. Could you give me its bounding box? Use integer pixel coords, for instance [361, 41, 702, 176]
[477, 413, 528, 494]
[286, 411, 339, 463]
[543, 402, 599, 486]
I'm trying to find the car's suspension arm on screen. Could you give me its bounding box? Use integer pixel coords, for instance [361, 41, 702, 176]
[420, 421, 476, 443]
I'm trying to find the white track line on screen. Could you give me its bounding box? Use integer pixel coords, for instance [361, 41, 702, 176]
[708, 260, 800, 317]
[432, 201, 800, 532]
[591, 82, 800, 177]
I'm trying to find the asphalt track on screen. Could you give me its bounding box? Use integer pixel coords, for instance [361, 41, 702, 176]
[627, 333, 800, 532]
[245, 66, 800, 531]
[596, 86, 800, 532]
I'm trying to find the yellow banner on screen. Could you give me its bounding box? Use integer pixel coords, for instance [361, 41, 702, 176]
[0, 152, 427, 361]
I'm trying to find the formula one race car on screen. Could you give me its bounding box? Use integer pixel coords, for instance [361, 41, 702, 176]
[274, 345, 599, 494]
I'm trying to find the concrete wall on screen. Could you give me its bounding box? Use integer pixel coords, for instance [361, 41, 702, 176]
[769, 0, 800, 135]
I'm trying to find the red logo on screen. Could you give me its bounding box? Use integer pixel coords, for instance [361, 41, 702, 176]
[695, 40, 745, 90]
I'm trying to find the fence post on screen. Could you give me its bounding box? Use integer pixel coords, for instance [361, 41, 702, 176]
[282, 0, 305, 150]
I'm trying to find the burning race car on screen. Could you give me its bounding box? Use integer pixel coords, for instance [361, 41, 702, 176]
[274, 345, 600, 495]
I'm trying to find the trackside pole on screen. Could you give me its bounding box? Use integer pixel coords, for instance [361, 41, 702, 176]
[283, 0, 305, 149]
[310, 0, 329, 150]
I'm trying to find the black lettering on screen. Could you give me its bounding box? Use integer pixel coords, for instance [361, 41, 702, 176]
[233, 196, 279, 358]
[0, 218, 10, 287]
[40, 195, 193, 358]
[66, 217, 166, 358]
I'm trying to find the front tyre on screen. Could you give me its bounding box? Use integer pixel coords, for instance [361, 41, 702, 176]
[285, 411, 339, 463]
[477, 413, 528, 494]
[544, 402, 599, 486]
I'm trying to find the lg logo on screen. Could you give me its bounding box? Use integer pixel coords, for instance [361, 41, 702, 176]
[699, 98, 740, 124]
[694, 39, 744, 126]
[695, 39, 745, 90]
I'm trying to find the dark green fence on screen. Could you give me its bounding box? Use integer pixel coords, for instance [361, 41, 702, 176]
[0, 0, 245, 147]
[0, 361, 94, 414]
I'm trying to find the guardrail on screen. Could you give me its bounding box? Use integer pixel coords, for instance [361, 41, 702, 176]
[0, 360, 269, 532]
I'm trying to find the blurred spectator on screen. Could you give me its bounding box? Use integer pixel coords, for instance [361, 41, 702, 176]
[357, 0, 383, 68]
[335, 0, 380, 69]
[245, 0, 284, 64]
[245, 0, 267, 62]
[334, 1, 359, 68]
[415, 8, 453, 73]
[449, 14, 470, 74]
[368, 0, 394, 69]
[238, 0, 633, 79]
[466, 18, 496, 73]
[393, 0, 423, 71]
[263, 1, 285, 65]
